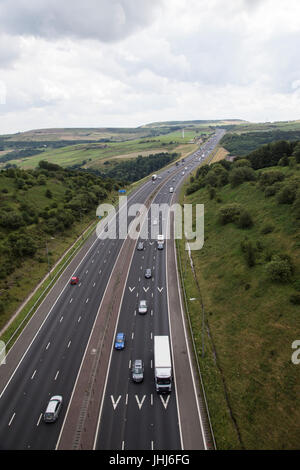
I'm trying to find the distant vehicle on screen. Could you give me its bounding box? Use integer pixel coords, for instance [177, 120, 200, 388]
[70, 276, 79, 285]
[138, 300, 148, 314]
[175, 162, 179, 166]
[152, 174, 157, 181]
[132, 359, 144, 383]
[157, 242, 164, 250]
[137, 241, 144, 251]
[154, 336, 172, 393]
[44, 395, 63, 423]
[184, 167, 188, 170]
[182, 171, 185, 175]
[153, 218, 158, 225]
[144, 268, 152, 279]
[157, 234, 164, 245]
[115, 332, 125, 350]
[169, 187, 174, 193]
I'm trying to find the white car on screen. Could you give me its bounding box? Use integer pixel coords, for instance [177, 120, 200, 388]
[138, 300, 148, 314]
[44, 395, 63, 423]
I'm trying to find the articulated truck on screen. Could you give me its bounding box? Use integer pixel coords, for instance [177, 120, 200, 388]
[154, 336, 172, 393]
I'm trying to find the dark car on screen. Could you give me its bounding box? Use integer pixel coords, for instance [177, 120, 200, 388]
[70, 276, 79, 285]
[132, 359, 144, 383]
[144, 268, 152, 279]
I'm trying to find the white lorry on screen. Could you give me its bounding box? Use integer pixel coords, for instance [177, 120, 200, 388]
[154, 336, 172, 393]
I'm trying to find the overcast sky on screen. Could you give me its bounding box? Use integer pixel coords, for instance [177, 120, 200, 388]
[0, 0, 300, 134]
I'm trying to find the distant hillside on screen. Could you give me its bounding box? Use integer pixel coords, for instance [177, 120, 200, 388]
[0, 161, 121, 327]
[179, 141, 300, 449]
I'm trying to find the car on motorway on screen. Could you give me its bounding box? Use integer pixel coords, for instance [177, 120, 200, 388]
[169, 187, 174, 193]
[132, 359, 144, 383]
[115, 332, 125, 350]
[153, 218, 158, 225]
[137, 241, 144, 251]
[182, 171, 185, 175]
[144, 268, 152, 279]
[70, 276, 79, 285]
[43, 395, 63, 423]
[138, 299, 148, 314]
[157, 242, 164, 250]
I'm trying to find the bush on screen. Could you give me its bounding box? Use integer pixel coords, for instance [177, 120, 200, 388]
[241, 238, 256, 267]
[265, 255, 293, 282]
[259, 170, 285, 188]
[237, 209, 253, 229]
[277, 183, 297, 204]
[261, 223, 275, 234]
[290, 294, 300, 305]
[218, 203, 242, 225]
[229, 167, 256, 187]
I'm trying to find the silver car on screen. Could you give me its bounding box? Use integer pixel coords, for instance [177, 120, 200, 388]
[43, 395, 63, 423]
[138, 300, 148, 314]
[132, 359, 144, 383]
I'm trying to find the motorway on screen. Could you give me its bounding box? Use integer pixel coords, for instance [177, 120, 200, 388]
[0, 129, 225, 450]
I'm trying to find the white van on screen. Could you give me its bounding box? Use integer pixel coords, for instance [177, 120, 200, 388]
[169, 187, 174, 193]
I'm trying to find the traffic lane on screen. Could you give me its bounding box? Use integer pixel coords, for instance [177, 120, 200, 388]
[0, 183, 158, 448]
[0, 232, 138, 450]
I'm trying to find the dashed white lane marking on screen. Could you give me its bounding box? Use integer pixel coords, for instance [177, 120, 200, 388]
[78, 316, 81, 323]
[8, 413, 16, 426]
[46, 342, 50, 350]
[54, 370, 60, 381]
[60, 316, 64, 322]
[37, 413, 42, 427]
[31, 370, 37, 380]
[67, 341, 71, 348]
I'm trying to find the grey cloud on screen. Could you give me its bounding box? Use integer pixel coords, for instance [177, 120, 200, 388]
[0, 35, 21, 68]
[0, 0, 161, 42]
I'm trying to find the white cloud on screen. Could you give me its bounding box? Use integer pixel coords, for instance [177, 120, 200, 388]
[1, 0, 300, 133]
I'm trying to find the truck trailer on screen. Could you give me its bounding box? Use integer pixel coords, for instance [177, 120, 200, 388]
[154, 336, 172, 393]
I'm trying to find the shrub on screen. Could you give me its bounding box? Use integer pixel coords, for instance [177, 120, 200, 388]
[259, 170, 285, 188]
[265, 255, 293, 282]
[290, 294, 300, 305]
[218, 203, 242, 225]
[237, 209, 253, 229]
[261, 223, 275, 234]
[277, 183, 297, 204]
[241, 238, 256, 267]
[233, 158, 252, 168]
[229, 167, 256, 187]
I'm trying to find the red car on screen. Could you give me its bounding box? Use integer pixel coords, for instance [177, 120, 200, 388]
[70, 276, 79, 285]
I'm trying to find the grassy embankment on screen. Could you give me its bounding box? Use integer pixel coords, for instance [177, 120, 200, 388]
[177, 164, 300, 449]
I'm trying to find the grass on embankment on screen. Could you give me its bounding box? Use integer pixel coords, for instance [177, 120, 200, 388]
[178, 169, 300, 449]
